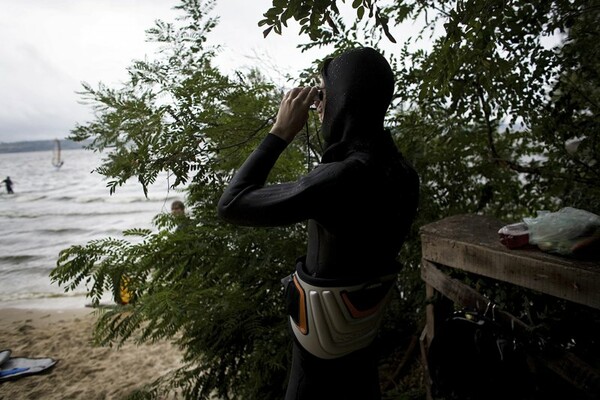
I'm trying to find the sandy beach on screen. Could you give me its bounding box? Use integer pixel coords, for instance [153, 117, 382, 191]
[0, 307, 183, 400]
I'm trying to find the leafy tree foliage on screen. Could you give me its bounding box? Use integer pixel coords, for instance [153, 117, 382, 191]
[269, 0, 599, 216]
[51, 0, 599, 399]
[52, 1, 312, 399]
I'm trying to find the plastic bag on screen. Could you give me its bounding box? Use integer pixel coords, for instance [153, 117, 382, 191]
[523, 207, 600, 255]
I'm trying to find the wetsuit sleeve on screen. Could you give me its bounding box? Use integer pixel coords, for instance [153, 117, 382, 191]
[217, 133, 308, 226]
[217, 134, 351, 227]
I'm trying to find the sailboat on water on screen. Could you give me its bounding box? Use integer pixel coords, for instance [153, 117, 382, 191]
[52, 139, 64, 169]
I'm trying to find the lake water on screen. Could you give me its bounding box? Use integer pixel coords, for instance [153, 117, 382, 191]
[0, 148, 185, 309]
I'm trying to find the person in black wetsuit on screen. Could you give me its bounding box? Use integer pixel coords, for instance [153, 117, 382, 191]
[218, 47, 420, 400]
[2, 176, 14, 194]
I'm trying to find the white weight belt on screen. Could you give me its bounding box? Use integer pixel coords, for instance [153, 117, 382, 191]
[289, 271, 396, 359]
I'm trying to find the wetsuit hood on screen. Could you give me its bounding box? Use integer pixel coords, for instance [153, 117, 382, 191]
[320, 47, 395, 161]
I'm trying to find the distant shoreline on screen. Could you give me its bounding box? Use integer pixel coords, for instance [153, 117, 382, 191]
[0, 139, 90, 154]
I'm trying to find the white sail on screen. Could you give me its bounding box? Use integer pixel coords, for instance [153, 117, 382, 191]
[52, 139, 64, 168]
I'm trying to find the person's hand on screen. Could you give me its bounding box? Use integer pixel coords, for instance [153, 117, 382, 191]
[270, 87, 318, 143]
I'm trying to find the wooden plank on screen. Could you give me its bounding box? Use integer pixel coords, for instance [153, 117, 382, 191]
[534, 350, 600, 398]
[420, 214, 599, 272]
[424, 283, 435, 344]
[421, 234, 600, 309]
[421, 260, 530, 331]
[421, 259, 488, 311]
[420, 215, 600, 309]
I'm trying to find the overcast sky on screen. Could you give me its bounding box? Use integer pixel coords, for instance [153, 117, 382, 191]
[0, 0, 335, 143]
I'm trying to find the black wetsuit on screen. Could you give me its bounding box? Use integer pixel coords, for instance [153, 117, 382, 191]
[2, 177, 13, 194]
[218, 47, 420, 400]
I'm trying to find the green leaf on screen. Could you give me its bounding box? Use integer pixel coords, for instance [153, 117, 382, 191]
[263, 25, 274, 38]
[357, 5, 365, 20]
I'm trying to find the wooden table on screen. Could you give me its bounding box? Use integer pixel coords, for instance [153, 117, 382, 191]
[419, 214, 600, 399]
